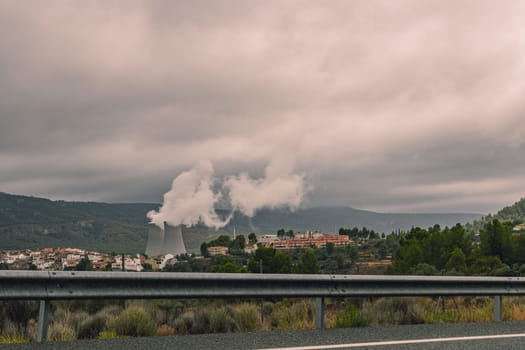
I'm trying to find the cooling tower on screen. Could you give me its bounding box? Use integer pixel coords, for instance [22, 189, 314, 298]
[145, 224, 165, 256]
[145, 222, 187, 256]
[163, 222, 187, 256]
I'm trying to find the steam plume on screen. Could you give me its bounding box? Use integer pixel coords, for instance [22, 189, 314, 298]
[147, 160, 306, 229]
[147, 160, 231, 229]
[225, 158, 305, 217]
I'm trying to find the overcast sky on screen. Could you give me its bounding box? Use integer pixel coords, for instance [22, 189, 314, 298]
[1, 0, 524, 215]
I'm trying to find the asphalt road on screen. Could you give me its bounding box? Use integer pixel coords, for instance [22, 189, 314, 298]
[1, 321, 525, 350]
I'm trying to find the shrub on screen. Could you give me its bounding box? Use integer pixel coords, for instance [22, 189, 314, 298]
[97, 305, 123, 319]
[210, 308, 236, 333]
[150, 300, 185, 325]
[155, 324, 176, 336]
[77, 314, 107, 339]
[270, 300, 314, 330]
[52, 307, 89, 336]
[0, 319, 22, 338]
[173, 311, 194, 335]
[333, 304, 371, 328]
[234, 303, 260, 332]
[57, 300, 123, 314]
[0, 301, 39, 328]
[424, 309, 461, 324]
[48, 322, 76, 342]
[373, 298, 425, 325]
[99, 330, 118, 339]
[109, 307, 156, 337]
[0, 334, 29, 344]
[189, 309, 210, 334]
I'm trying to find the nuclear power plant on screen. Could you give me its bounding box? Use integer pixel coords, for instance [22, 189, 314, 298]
[145, 222, 187, 256]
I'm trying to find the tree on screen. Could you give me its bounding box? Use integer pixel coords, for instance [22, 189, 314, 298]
[369, 231, 380, 240]
[208, 235, 231, 247]
[270, 252, 292, 273]
[376, 241, 388, 259]
[231, 235, 246, 250]
[200, 242, 209, 257]
[297, 248, 320, 274]
[248, 233, 257, 244]
[480, 219, 512, 262]
[247, 247, 291, 273]
[326, 242, 335, 255]
[211, 256, 246, 273]
[75, 255, 93, 271]
[339, 226, 380, 240]
[142, 262, 153, 272]
[445, 247, 467, 273]
[469, 255, 506, 275]
[511, 234, 525, 264]
[346, 244, 359, 262]
[390, 238, 424, 274]
[438, 224, 472, 269]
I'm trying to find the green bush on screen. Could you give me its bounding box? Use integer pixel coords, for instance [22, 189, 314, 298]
[109, 307, 156, 337]
[424, 309, 462, 324]
[333, 305, 371, 328]
[210, 308, 236, 333]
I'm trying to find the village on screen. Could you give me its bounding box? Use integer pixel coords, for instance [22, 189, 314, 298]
[0, 231, 353, 272]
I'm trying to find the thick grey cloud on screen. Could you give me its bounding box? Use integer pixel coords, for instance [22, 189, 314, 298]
[1, 0, 524, 214]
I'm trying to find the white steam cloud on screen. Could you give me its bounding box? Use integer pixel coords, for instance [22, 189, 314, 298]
[147, 160, 306, 229]
[147, 161, 232, 229]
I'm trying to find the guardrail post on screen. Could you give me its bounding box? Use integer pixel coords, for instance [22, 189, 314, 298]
[37, 300, 50, 343]
[315, 297, 324, 329]
[494, 295, 502, 322]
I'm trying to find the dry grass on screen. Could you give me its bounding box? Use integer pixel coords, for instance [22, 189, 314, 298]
[155, 324, 176, 336]
[5, 295, 525, 341]
[268, 300, 315, 330]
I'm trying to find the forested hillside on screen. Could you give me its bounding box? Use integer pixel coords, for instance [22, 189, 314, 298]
[469, 197, 525, 234]
[492, 197, 525, 224]
[389, 218, 525, 276]
[0, 192, 482, 253]
[0, 192, 158, 252]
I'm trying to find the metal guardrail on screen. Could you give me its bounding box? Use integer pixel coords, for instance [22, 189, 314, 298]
[1, 271, 524, 342]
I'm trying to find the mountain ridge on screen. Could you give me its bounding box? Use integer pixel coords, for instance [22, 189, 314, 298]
[0, 192, 483, 253]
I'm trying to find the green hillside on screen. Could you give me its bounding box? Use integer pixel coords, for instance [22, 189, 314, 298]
[493, 197, 525, 224]
[0, 192, 483, 253]
[469, 197, 525, 233]
[0, 192, 158, 252]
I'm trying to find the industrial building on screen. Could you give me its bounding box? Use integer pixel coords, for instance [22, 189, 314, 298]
[145, 222, 187, 256]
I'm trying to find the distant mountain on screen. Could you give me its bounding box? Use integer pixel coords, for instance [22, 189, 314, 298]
[0, 192, 482, 253]
[220, 207, 482, 236]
